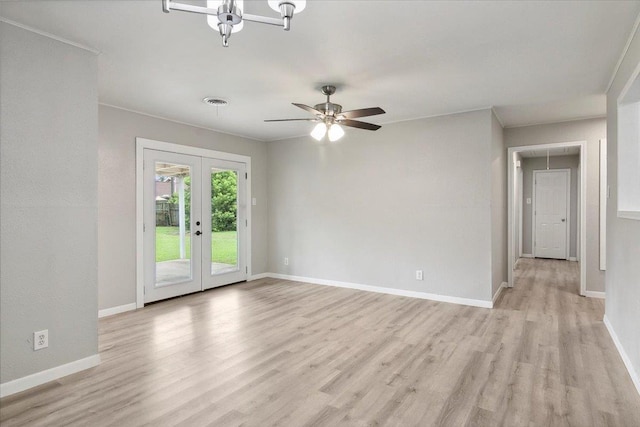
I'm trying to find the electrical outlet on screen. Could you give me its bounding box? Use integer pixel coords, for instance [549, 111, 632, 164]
[34, 329, 48, 351]
[416, 270, 423, 280]
[284, 257, 289, 266]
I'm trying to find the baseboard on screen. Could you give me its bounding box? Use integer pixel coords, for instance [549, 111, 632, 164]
[248, 272, 270, 281]
[569, 257, 578, 262]
[585, 291, 606, 299]
[0, 354, 100, 398]
[492, 282, 507, 305]
[98, 303, 137, 318]
[268, 273, 493, 309]
[603, 315, 640, 396]
[521, 253, 534, 258]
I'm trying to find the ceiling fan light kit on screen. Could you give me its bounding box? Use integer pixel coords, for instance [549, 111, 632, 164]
[162, 0, 306, 47]
[310, 122, 327, 141]
[266, 85, 386, 142]
[327, 124, 345, 142]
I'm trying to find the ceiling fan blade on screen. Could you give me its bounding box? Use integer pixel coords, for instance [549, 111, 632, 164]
[292, 103, 325, 116]
[339, 107, 385, 119]
[338, 119, 381, 131]
[264, 118, 318, 122]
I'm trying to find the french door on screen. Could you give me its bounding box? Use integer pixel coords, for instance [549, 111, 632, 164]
[143, 149, 247, 303]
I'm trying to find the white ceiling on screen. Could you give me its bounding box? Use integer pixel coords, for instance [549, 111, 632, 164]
[1, 1, 638, 141]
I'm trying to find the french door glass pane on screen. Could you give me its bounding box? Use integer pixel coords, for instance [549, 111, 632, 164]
[210, 168, 239, 275]
[155, 162, 192, 286]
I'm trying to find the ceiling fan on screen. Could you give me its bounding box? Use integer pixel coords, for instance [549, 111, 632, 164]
[265, 85, 385, 141]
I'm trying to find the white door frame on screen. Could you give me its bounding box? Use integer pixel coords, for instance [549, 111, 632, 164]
[532, 168, 571, 260]
[507, 141, 587, 296]
[599, 139, 607, 270]
[518, 164, 523, 258]
[136, 137, 252, 308]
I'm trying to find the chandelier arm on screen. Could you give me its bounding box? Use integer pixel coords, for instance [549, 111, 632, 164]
[243, 13, 285, 27]
[163, 0, 286, 28]
[162, 1, 218, 16]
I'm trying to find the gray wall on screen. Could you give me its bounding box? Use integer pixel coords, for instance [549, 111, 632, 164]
[98, 105, 268, 310]
[491, 111, 507, 297]
[606, 25, 640, 388]
[0, 23, 99, 383]
[267, 109, 494, 302]
[521, 155, 579, 258]
[504, 118, 606, 292]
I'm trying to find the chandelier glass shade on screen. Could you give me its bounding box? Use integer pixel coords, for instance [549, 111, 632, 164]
[268, 0, 306, 14]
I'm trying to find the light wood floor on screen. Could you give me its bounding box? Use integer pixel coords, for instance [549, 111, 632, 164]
[2, 259, 639, 426]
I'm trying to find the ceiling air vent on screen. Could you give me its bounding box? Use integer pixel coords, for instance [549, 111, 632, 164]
[202, 97, 228, 106]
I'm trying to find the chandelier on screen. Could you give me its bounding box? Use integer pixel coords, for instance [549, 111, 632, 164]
[162, 0, 306, 47]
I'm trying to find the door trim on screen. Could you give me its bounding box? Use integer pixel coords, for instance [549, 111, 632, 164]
[507, 140, 587, 297]
[599, 139, 607, 270]
[532, 168, 571, 260]
[518, 165, 523, 259]
[135, 137, 252, 308]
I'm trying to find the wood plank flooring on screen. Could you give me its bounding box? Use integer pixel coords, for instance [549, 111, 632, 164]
[2, 258, 639, 426]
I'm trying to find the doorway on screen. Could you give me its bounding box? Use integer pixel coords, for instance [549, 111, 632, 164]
[507, 141, 587, 296]
[136, 139, 251, 306]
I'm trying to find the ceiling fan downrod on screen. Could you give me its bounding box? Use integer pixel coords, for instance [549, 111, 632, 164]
[314, 86, 342, 118]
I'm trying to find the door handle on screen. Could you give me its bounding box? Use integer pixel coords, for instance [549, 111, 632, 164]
[195, 230, 202, 236]
[561, 219, 566, 222]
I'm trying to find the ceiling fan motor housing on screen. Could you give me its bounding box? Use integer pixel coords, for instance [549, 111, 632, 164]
[320, 85, 336, 96]
[314, 102, 342, 117]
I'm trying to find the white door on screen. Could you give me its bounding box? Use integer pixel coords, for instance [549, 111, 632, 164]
[201, 158, 247, 290]
[143, 149, 247, 303]
[533, 169, 570, 260]
[144, 150, 203, 303]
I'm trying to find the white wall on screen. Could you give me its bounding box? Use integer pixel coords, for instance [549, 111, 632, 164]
[491, 111, 507, 298]
[0, 23, 99, 383]
[521, 155, 579, 258]
[267, 110, 495, 302]
[98, 105, 268, 311]
[605, 24, 640, 393]
[504, 118, 606, 292]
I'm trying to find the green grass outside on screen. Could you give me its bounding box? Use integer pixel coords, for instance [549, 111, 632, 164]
[155, 226, 238, 265]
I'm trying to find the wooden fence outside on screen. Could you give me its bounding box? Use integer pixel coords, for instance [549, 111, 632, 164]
[155, 201, 180, 226]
